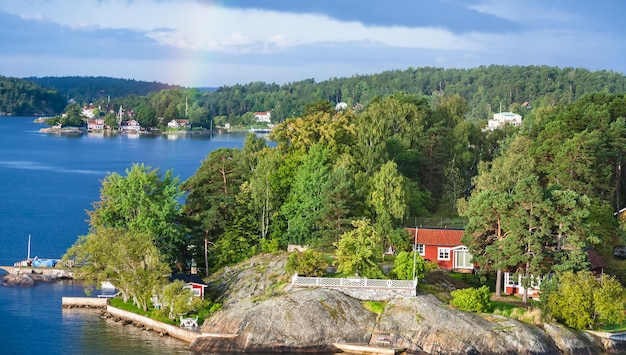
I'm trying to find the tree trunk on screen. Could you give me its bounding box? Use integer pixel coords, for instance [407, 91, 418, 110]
[495, 269, 502, 297]
[204, 237, 210, 278]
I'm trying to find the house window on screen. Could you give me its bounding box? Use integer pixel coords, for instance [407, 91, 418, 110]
[416, 244, 425, 256]
[438, 248, 450, 261]
[454, 249, 473, 269]
[505, 273, 519, 286]
[519, 275, 542, 289]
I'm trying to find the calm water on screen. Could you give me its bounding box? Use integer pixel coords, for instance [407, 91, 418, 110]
[0, 117, 249, 354]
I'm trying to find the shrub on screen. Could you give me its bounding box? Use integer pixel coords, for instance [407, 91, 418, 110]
[541, 271, 625, 329]
[450, 285, 492, 313]
[154, 280, 203, 320]
[286, 249, 328, 277]
[392, 251, 437, 280]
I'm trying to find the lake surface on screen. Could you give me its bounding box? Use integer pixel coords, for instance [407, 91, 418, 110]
[0, 117, 249, 354]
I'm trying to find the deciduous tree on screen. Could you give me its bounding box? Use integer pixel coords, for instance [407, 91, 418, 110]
[65, 227, 170, 311]
[87, 163, 185, 265]
[542, 271, 625, 329]
[334, 219, 384, 278]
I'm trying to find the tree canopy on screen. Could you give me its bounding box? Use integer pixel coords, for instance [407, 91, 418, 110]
[87, 163, 186, 266]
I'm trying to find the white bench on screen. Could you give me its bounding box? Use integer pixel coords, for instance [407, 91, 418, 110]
[180, 316, 198, 329]
[375, 335, 393, 347]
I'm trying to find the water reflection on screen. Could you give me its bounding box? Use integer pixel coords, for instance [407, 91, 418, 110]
[62, 309, 195, 354]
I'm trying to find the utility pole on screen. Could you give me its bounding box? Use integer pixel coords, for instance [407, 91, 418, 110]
[412, 227, 418, 280]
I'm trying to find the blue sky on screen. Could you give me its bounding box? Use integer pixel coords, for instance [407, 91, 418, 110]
[0, 0, 625, 87]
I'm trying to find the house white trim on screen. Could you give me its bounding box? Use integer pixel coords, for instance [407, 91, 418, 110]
[437, 247, 451, 261]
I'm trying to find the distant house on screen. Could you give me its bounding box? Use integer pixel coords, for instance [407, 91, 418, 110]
[120, 119, 141, 132]
[503, 248, 606, 299]
[486, 112, 522, 131]
[335, 102, 348, 110]
[405, 227, 473, 272]
[254, 111, 271, 123]
[503, 273, 543, 300]
[82, 107, 97, 119]
[585, 248, 606, 277]
[167, 119, 191, 129]
[170, 274, 208, 299]
[87, 118, 105, 131]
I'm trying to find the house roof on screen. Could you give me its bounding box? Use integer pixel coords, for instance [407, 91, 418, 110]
[169, 273, 207, 285]
[405, 227, 464, 246]
[586, 248, 606, 269]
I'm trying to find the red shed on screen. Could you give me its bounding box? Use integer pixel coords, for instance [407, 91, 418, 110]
[405, 227, 473, 272]
[183, 282, 208, 299]
[170, 274, 208, 299]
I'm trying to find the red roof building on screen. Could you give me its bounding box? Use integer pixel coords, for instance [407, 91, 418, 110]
[405, 227, 473, 272]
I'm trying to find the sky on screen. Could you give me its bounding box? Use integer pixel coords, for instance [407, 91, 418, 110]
[1, 0, 625, 88]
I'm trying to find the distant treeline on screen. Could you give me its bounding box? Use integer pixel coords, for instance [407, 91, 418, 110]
[0, 75, 182, 116]
[200, 65, 626, 122]
[0, 76, 66, 115]
[26, 76, 182, 105]
[4, 65, 626, 120]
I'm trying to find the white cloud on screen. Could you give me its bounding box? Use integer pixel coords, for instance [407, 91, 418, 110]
[1, 0, 625, 87]
[19, 13, 44, 20]
[0, 0, 480, 53]
[467, 0, 582, 24]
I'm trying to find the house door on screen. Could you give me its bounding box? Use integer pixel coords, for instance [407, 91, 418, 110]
[453, 247, 473, 270]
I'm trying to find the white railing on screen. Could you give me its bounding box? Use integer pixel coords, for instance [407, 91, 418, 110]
[291, 274, 417, 290]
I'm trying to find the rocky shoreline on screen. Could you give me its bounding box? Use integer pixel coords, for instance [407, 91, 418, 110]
[190, 254, 626, 354]
[38, 126, 214, 136]
[4, 254, 624, 354]
[2, 269, 74, 287]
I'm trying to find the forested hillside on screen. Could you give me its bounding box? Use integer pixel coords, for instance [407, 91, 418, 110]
[26, 76, 181, 104]
[86, 91, 626, 283]
[201, 65, 626, 123]
[0, 76, 66, 116]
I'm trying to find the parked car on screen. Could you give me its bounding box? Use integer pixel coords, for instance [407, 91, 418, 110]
[613, 245, 626, 260]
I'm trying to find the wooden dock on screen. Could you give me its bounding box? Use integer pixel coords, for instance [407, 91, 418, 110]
[333, 343, 406, 355]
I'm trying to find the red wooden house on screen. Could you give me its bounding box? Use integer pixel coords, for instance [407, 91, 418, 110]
[502, 248, 606, 299]
[405, 227, 474, 272]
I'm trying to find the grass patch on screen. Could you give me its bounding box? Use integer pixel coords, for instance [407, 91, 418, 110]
[363, 301, 387, 315]
[491, 300, 519, 317]
[490, 298, 543, 325]
[108, 298, 176, 325]
[597, 324, 626, 332]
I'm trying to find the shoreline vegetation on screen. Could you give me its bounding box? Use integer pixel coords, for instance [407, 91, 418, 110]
[38, 126, 216, 135]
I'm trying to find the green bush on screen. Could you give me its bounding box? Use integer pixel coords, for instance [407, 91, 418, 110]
[195, 299, 222, 322]
[286, 249, 328, 277]
[391, 251, 437, 280]
[541, 271, 625, 329]
[154, 280, 203, 320]
[450, 285, 492, 313]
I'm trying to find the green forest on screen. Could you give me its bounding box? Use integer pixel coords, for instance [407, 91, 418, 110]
[55, 65, 626, 328]
[26, 76, 182, 104]
[67, 92, 626, 278]
[107, 65, 626, 130]
[5, 65, 626, 128]
[0, 76, 66, 115]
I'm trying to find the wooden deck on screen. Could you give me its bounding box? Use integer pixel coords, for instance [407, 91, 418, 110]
[333, 343, 406, 355]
